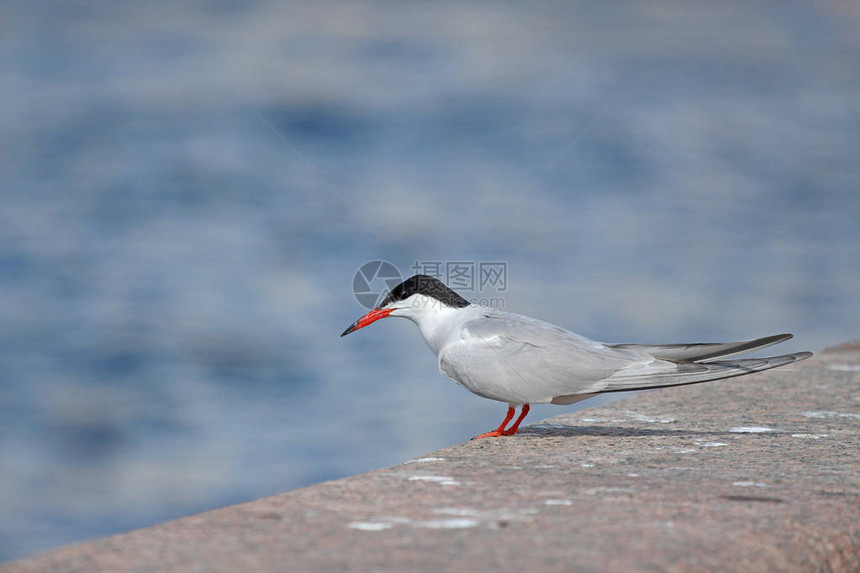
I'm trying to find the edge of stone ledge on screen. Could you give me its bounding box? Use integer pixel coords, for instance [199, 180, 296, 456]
[3, 341, 859, 573]
[823, 339, 860, 352]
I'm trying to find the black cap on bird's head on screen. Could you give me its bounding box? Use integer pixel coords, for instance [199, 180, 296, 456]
[377, 274, 470, 310]
[340, 274, 469, 337]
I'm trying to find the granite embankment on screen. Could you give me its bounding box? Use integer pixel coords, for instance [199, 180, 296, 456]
[4, 342, 859, 572]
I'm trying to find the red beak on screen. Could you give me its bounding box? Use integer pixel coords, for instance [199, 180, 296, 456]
[340, 308, 394, 337]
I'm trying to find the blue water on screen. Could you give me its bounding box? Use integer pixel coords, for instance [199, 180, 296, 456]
[2, 1, 859, 562]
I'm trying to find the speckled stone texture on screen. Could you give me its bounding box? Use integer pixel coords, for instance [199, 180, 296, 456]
[4, 343, 859, 573]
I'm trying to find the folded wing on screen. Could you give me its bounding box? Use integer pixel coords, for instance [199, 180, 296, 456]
[608, 333, 793, 362]
[440, 312, 811, 405]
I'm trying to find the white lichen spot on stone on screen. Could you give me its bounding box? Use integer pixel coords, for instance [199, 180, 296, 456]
[729, 426, 776, 433]
[790, 433, 828, 439]
[582, 487, 633, 495]
[732, 481, 768, 487]
[348, 522, 394, 531]
[544, 499, 573, 506]
[414, 519, 480, 529]
[801, 411, 860, 420]
[408, 475, 458, 486]
[827, 364, 860, 372]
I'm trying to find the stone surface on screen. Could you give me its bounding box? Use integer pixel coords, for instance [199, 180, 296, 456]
[4, 343, 859, 572]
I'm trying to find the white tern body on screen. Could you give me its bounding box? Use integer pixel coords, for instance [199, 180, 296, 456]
[341, 275, 811, 438]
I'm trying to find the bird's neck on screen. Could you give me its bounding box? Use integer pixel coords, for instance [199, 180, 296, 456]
[409, 305, 473, 355]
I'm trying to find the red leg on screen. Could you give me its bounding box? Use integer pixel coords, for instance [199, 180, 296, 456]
[501, 404, 530, 436]
[472, 406, 515, 439]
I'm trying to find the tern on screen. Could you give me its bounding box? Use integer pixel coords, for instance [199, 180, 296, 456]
[341, 275, 812, 439]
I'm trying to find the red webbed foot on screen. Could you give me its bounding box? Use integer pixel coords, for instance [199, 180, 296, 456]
[472, 405, 530, 439]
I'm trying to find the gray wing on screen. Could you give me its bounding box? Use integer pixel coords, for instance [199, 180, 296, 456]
[438, 312, 664, 404]
[596, 351, 812, 394]
[608, 333, 793, 362]
[439, 311, 811, 405]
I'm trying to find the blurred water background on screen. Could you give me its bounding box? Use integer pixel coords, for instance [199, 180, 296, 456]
[2, 0, 859, 562]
